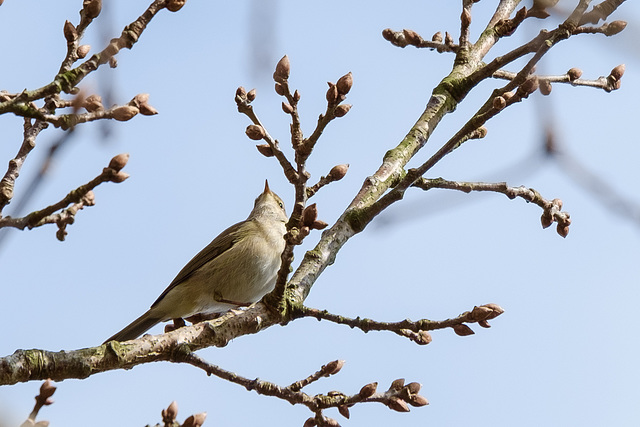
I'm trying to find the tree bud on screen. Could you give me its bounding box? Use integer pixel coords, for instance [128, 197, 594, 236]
[389, 378, 405, 391]
[83, 94, 103, 112]
[323, 359, 345, 376]
[256, 144, 274, 157]
[274, 83, 285, 96]
[273, 55, 290, 82]
[461, 9, 471, 28]
[139, 103, 158, 116]
[610, 64, 625, 80]
[408, 395, 429, 407]
[166, 0, 186, 12]
[478, 319, 491, 328]
[444, 31, 454, 45]
[63, 20, 77, 43]
[388, 396, 410, 412]
[110, 171, 130, 183]
[557, 223, 569, 238]
[293, 89, 301, 102]
[334, 104, 351, 118]
[282, 102, 294, 114]
[381, 28, 394, 41]
[338, 405, 350, 419]
[108, 153, 129, 171]
[39, 380, 57, 399]
[567, 67, 582, 82]
[83, 0, 102, 19]
[236, 86, 247, 99]
[432, 31, 443, 43]
[163, 401, 178, 421]
[604, 20, 627, 36]
[302, 203, 318, 227]
[245, 124, 265, 140]
[77, 44, 91, 58]
[312, 220, 328, 230]
[540, 212, 553, 229]
[416, 330, 432, 345]
[518, 76, 539, 97]
[403, 29, 421, 46]
[336, 72, 353, 95]
[453, 324, 474, 336]
[109, 56, 118, 68]
[247, 88, 257, 102]
[405, 382, 421, 395]
[492, 96, 506, 110]
[539, 79, 552, 95]
[326, 83, 338, 104]
[303, 418, 317, 427]
[359, 382, 377, 399]
[328, 164, 349, 181]
[112, 105, 138, 121]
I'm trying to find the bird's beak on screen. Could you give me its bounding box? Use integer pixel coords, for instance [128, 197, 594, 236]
[264, 179, 270, 194]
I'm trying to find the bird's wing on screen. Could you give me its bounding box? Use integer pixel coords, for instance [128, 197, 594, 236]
[150, 220, 246, 308]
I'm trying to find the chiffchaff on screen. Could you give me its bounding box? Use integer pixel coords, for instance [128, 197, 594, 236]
[105, 181, 287, 342]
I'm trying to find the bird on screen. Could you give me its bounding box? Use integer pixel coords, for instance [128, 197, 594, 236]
[104, 180, 287, 343]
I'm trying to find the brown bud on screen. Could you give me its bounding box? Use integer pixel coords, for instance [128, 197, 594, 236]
[431, 31, 443, 43]
[470, 305, 495, 321]
[323, 359, 345, 376]
[303, 418, 317, 427]
[334, 104, 352, 118]
[163, 401, 178, 421]
[39, 380, 57, 399]
[482, 303, 504, 317]
[131, 93, 149, 107]
[139, 103, 158, 116]
[112, 105, 138, 121]
[567, 67, 582, 82]
[247, 88, 257, 102]
[492, 96, 506, 110]
[461, 9, 471, 28]
[293, 90, 301, 102]
[299, 226, 311, 240]
[273, 55, 290, 82]
[336, 72, 353, 95]
[389, 378, 405, 391]
[312, 220, 329, 230]
[236, 86, 247, 99]
[444, 31, 454, 46]
[610, 64, 625, 80]
[166, 0, 186, 12]
[604, 20, 627, 36]
[405, 382, 421, 395]
[256, 144, 274, 157]
[539, 79, 552, 96]
[245, 124, 266, 141]
[408, 395, 429, 407]
[108, 153, 129, 171]
[323, 417, 340, 427]
[274, 83, 285, 96]
[557, 223, 569, 238]
[478, 319, 491, 328]
[552, 198, 563, 210]
[282, 102, 294, 114]
[326, 83, 338, 104]
[381, 28, 394, 41]
[359, 382, 377, 399]
[83, 190, 96, 206]
[502, 91, 514, 102]
[541, 212, 553, 228]
[109, 56, 118, 68]
[110, 171, 130, 183]
[388, 396, 410, 413]
[518, 76, 539, 97]
[77, 44, 91, 58]
[83, 94, 103, 112]
[416, 330, 432, 345]
[338, 405, 350, 419]
[472, 126, 488, 139]
[302, 203, 318, 227]
[83, 0, 102, 19]
[403, 29, 421, 46]
[328, 164, 349, 181]
[63, 20, 77, 43]
[453, 324, 474, 336]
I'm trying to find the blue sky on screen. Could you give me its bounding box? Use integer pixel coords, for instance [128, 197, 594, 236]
[1, 1, 639, 426]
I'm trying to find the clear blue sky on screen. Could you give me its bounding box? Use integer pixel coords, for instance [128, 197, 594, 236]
[1, 1, 639, 426]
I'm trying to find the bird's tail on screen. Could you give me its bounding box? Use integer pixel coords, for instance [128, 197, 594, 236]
[104, 311, 163, 343]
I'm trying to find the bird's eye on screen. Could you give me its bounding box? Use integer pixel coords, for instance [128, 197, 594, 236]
[278, 202, 284, 208]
